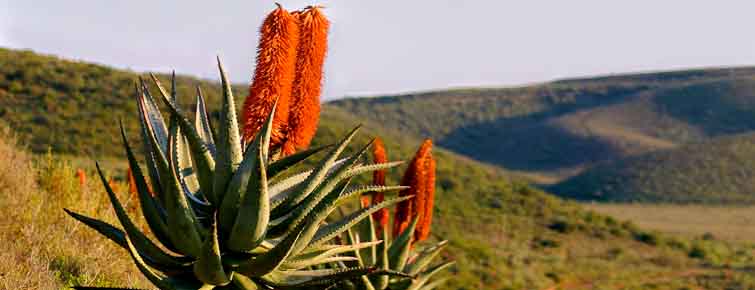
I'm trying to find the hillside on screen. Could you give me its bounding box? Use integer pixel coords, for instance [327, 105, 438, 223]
[0, 48, 250, 157]
[4, 48, 755, 289]
[551, 132, 755, 203]
[330, 69, 755, 182]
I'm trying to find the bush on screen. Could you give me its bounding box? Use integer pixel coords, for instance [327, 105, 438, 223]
[634, 231, 661, 246]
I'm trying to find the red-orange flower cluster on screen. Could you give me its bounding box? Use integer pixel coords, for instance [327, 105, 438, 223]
[281, 6, 329, 155]
[362, 137, 389, 233]
[392, 139, 436, 242]
[241, 4, 300, 146]
[126, 168, 137, 195]
[241, 4, 330, 156]
[76, 168, 86, 189]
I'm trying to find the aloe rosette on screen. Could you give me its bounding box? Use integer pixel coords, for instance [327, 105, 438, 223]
[64, 59, 415, 290]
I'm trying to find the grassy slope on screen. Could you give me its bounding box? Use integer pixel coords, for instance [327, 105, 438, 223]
[331, 70, 755, 204]
[0, 47, 247, 157]
[3, 48, 755, 289]
[552, 132, 755, 203]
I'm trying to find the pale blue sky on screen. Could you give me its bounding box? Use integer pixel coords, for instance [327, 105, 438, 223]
[3, 0, 755, 99]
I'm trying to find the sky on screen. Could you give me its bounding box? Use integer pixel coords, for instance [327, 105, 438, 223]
[4, 1, 755, 100]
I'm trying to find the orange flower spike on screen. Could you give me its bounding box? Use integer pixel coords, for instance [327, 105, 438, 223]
[372, 137, 388, 187]
[392, 140, 432, 237]
[282, 6, 330, 155]
[409, 139, 433, 240]
[370, 137, 390, 230]
[241, 3, 300, 146]
[416, 152, 436, 241]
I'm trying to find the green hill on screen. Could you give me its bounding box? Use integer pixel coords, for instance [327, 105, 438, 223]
[551, 132, 755, 203]
[5, 48, 755, 289]
[0, 48, 249, 157]
[329, 69, 755, 182]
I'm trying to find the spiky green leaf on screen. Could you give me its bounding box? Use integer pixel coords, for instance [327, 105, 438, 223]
[212, 57, 243, 203]
[151, 73, 217, 204]
[193, 214, 232, 286]
[388, 217, 419, 271]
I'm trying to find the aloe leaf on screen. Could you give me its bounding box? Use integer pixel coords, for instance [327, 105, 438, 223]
[167, 114, 211, 219]
[261, 267, 378, 288]
[195, 86, 216, 155]
[405, 240, 448, 275]
[212, 57, 243, 203]
[219, 107, 273, 236]
[267, 155, 359, 238]
[284, 241, 382, 270]
[356, 215, 377, 267]
[166, 88, 202, 201]
[232, 224, 305, 277]
[344, 161, 404, 179]
[371, 226, 390, 289]
[182, 137, 202, 197]
[288, 256, 359, 270]
[388, 217, 419, 271]
[290, 241, 381, 262]
[417, 277, 449, 290]
[359, 276, 376, 290]
[167, 72, 179, 146]
[136, 83, 172, 202]
[96, 163, 193, 267]
[162, 132, 205, 257]
[64, 209, 195, 275]
[120, 123, 178, 252]
[269, 157, 349, 202]
[123, 235, 205, 290]
[151, 73, 217, 204]
[407, 262, 455, 290]
[344, 228, 364, 267]
[269, 139, 374, 239]
[64, 209, 127, 249]
[231, 273, 260, 290]
[267, 144, 332, 180]
[135, 100, 163, 204]
[138, 78, 169, 153]
[336, 185, 408, 207]
[282, 179, 352, 253]
[227, 147, 269, 252]
[194, 214, 232, 286]
[122, 235, 176, 290]
[270, 126, 361, 217]
[308, 196, 413, 249]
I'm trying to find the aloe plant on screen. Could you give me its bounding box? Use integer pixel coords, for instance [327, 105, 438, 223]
[64, 59, 416, 290]
[332, 201, 452, 290]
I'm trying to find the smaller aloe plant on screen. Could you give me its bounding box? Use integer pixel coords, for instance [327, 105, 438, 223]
[338, 139, 453, 290]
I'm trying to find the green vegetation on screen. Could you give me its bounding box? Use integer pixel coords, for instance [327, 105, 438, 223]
[330, 84, 649, 174]
[0, 47, 246, 157]
[0, 123, 148, 289]
[331, 69, 755, 205]
[5, 48, 755, 289]
[552, 133, 755, 203]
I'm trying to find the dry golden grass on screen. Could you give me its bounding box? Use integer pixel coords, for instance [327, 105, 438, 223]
[585, 203, 755, 242]
[0, 125, 148, 290]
